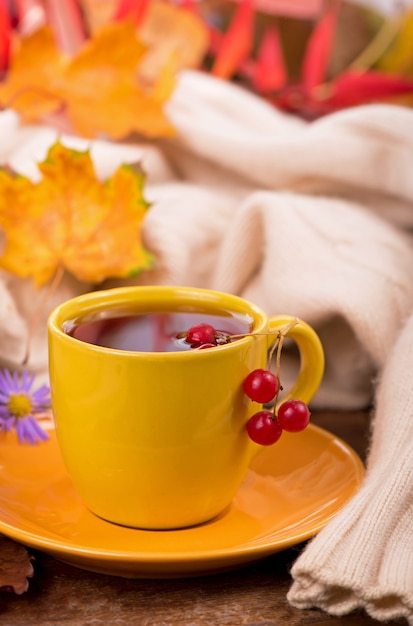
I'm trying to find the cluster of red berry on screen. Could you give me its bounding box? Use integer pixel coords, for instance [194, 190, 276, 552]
[243, 369, 310, 445]
[182, 323, 310, 446]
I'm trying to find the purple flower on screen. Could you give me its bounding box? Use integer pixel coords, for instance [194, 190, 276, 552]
[0, 369, 50, 445]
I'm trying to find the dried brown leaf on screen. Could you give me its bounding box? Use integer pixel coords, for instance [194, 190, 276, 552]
[0, 535, 34, 595]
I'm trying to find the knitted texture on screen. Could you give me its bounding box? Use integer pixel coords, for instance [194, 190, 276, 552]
[288, 312, 413, 623]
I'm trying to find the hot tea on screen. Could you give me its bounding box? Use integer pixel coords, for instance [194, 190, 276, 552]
[65, 310, 253, 352]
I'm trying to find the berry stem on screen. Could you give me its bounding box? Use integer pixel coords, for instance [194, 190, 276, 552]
[229, 322, 298, 344]
[267, 319, 298, 414]
[232, 319, 298, 417]
[272, 319, 298, 380]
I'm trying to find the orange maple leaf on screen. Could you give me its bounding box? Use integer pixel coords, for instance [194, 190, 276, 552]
[137, 0, 209, 85]
[61, 20, 176, 139]
[0, 141, 153, 287]
[0, 20, 176, 139]
[0, 27, 65, 121]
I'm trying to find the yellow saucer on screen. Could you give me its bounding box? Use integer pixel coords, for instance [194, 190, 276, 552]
[0, 425, 364, 578]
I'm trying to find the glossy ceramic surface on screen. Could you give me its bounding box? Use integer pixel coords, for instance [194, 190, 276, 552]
[0, 424, 363, 578]
[48, 286, 325, 529]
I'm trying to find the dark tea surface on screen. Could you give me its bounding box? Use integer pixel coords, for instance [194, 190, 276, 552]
[67, 311, 252, 352]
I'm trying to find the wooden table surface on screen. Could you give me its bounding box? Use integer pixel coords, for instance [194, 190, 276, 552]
[0, 411, 407, 626]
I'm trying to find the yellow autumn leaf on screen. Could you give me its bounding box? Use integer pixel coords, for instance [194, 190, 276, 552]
[138, 1, 210, 85]
[61, 20, 176, 139]
[0, 141, 153, 287]
[0, 27, 65, 121]
[81, 0, 209, 80]
[81, 0, 117, 34]
[0, 21, 176, 139]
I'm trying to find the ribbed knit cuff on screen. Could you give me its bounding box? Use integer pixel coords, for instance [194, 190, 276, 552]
[288, 312, 413, 623]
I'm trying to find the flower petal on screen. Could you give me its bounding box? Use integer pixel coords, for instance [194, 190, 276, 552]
[21, 370, 35, 393]
[0, 417, 15, 433]
[0, 368, 15, 392]
[16, 416, 49, 445]
[32, 385, 51, 408]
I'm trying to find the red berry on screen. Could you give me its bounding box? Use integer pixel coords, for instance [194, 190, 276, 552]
[246, 411, 283, 446]
[243, 369, 279, 403]
[186, 323, 216, 347]
[277, 400, 310, 432]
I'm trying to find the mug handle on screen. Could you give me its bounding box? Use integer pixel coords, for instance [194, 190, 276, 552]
[267, 315, 324, 407]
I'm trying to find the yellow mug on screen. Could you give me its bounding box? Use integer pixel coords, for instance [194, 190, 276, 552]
[47, 286, 324, 530]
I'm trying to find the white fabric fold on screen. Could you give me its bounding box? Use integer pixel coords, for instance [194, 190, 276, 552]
[165, 72, 413, 227]
[288, 311, 413, 624]
[210, 191, 413, 408]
